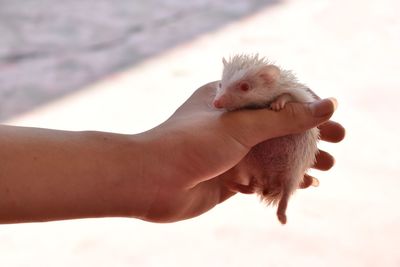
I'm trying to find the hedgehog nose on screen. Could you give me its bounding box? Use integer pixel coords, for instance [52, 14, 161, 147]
[213, 99, 223, 109]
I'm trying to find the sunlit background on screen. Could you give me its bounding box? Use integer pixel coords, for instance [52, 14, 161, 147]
[1, 0, 399, 266]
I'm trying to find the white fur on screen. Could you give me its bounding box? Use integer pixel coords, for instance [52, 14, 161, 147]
[221, 54, 270, 87]
[217, 54, 320, 224]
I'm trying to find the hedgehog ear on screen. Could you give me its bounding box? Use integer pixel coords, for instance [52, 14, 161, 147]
[222, 57, 228, 66]
[258, 65, 280, 84]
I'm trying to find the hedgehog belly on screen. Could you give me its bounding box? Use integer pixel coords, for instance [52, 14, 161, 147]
[246, 128, 319, 203]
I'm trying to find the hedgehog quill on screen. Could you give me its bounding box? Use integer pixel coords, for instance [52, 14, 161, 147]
[213, 54, 320, 224]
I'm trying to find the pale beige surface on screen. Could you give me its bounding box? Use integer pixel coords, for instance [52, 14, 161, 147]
[1, 0, 400, 266]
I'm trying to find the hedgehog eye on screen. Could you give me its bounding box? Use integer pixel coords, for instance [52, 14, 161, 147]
[239, 81, 250, 92]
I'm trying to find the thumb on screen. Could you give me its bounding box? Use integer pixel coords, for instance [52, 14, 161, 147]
[228, 98, 337, 147]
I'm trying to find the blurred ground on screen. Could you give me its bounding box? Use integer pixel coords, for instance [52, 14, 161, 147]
[1, 0, 400, 266]
[0, 0, 276, 121]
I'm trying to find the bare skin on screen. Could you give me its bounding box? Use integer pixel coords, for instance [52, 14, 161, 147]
[0, 82, 344, 224]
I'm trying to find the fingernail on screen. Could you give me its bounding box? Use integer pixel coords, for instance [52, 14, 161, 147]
[310, 98, 337, 117]
[311, 177, 320, 187]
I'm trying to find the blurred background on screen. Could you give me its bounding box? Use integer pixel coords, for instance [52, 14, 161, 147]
[0, 0, 399, 266]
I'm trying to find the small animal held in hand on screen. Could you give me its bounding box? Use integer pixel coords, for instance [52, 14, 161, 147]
[213, 54, 320, 224]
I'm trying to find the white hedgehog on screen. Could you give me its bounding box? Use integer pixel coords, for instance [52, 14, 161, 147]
[213, 54, 320, 224]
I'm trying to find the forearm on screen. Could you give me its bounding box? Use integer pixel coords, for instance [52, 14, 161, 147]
[0, 125, 152, 223]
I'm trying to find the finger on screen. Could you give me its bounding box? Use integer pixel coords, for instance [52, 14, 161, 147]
[172, 82, 219, 115]
[223, 180, 256, 194]
[226, 98, 337, 147]
[187, 178, 237, 219]
[218, 184, 238, 203]
[313, 149, 335, 171]
[319, 121, 346, 143]
[299, 174, 320, 189]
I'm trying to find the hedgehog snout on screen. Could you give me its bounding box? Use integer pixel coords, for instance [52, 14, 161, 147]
[213, 99, 223, 109]
[213, 94, 229, 109]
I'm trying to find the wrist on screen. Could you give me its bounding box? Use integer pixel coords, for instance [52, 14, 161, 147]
[117, 132, 160, 220]
[127, 128, 189, 222]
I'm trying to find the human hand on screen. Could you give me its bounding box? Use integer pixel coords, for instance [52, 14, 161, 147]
[139, 82, 345, 222]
